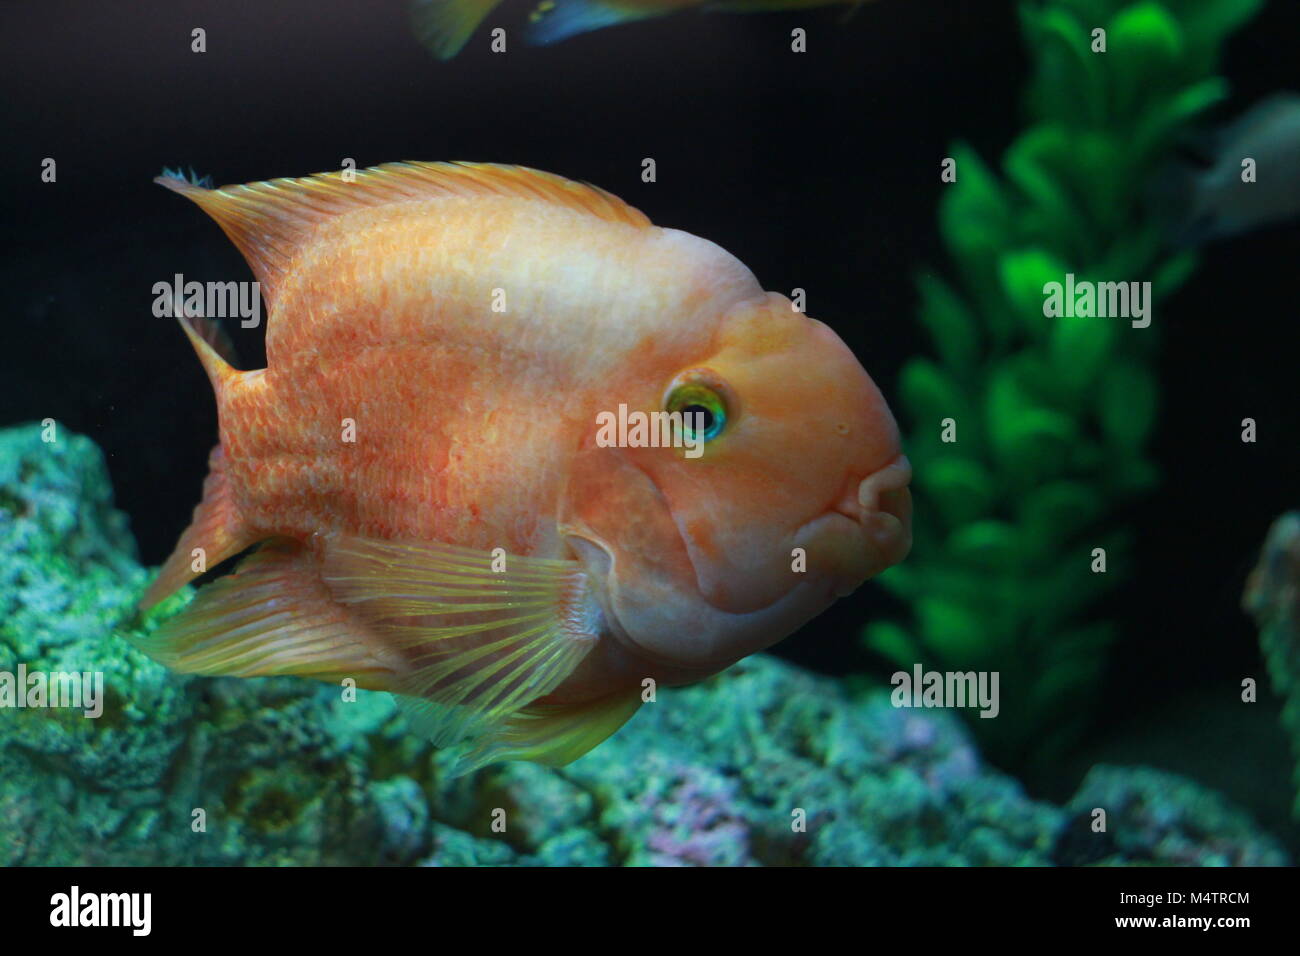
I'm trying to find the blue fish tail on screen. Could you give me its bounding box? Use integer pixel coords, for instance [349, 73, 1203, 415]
[525, 0, 652, 46]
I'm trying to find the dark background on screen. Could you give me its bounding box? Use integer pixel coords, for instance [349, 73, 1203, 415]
[2, 1, 1299, 846]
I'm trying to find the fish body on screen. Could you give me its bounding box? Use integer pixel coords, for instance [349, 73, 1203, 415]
[140, 162, 910, 771]
[411, 0, 860, 59]
[1167, 92, 1300, 245]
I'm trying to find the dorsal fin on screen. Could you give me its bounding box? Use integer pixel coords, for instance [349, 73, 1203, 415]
[154, 162, 652, 308]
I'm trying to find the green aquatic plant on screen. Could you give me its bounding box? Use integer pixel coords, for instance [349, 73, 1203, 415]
[865, 0, 1262, 766]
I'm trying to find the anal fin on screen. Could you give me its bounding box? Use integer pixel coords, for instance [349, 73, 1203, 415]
[451, 690, 644, 777]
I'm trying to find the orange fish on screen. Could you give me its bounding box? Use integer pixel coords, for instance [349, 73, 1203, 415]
[412, 0, 870, 59]
[137, 161, 911, 773]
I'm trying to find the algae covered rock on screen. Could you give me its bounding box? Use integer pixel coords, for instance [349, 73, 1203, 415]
[0, 423, 1288, 866]
[0, 422, 430, 865]
[1243, 512, 1300, 818]
[558, 658, 1063, 866]
[1061, 766, 1289, 867]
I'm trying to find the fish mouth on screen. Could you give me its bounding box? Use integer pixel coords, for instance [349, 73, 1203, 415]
[802, 455, 913, 596]
[851, 455, 913, 572]
[559, 454, 913, 670]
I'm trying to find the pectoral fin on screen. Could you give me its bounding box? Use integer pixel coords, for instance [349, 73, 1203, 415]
[319, 533, 600, 750]
[133, 538, 397, 686]
[136, 530, 606, 767]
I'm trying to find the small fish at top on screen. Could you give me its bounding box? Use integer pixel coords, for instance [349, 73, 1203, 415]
[411, 0, 876, 59]
[1160, 91, 1300, 246]
[138, 160, 911, 773]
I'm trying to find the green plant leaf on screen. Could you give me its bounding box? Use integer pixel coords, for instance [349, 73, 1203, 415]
[900, 358, 971, 436]
[919, 456, 996, 529]
[916, 271, 982, 374]
[1178, 0, 1265, 50]
[1098, 359, 1158, 451]
[947, 520, 1023, 568]
[1019, 480, 1104, 544]
[1108, 3, 1186, 119]
[1131, 76, 1228, 159]
[1151, 248, 1199, 298]
[916, 596, 998, 668]
[863, 621, 921, 668]
[986, 364, 1078, 478]
[1050, 308, 1118, 389]
[940, 143, 1011, 263]
[1020, 3, 1106, 126]
[1000, 247, 1072, 337]
[1005, 125, 1086, 237]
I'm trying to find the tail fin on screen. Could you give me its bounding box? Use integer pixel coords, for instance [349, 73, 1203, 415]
[411, 0, 506, 59]
[1145, 156, 1213, 249]
[139, 311, 254, 609]
[524, 0, 655, 46]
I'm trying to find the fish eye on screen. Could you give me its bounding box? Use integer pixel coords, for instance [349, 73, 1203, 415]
[665, 380, 728, 443]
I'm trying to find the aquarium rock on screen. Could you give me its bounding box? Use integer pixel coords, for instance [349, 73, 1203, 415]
[0, 423, 1287, 865]
[1244, 512, 1300, 818]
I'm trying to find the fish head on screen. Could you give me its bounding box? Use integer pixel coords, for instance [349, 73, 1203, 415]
[561, 292, 911, 675]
